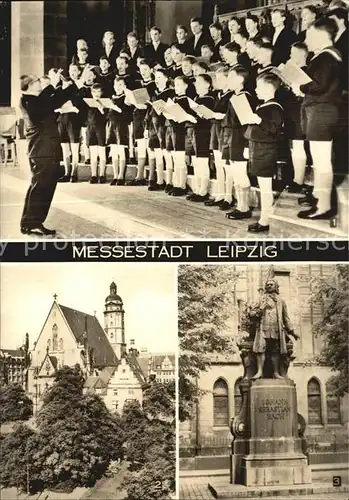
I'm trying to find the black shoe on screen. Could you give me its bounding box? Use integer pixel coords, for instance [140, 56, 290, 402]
[165, 183, 173, 193]
[116, 179, 125, 186]
[204, 198, 224, 207]
[287, 182, 304, 194]
[248, 222, 270, 233]
[99, 176, 106, 184]
[148, 181, 164, 191]
[171, 187, 186, 197]
[148, 179, 157, 190]
[226, 209, 252, 220]
[58, 175, 70, 183]
[126, 178, 147, 186]
[89, 176, 98, 184]
[84, 159, 91, 165]
[22, 224, 56, 236]
[297, 208, 337, 220]
[186, 193, 195, 201]
[70, 174, 78, 183]
[190, 193, 210, 203]
[219, 200, 235, 211]
[110, 178, 117, 186]
[298, 194, 317, 207]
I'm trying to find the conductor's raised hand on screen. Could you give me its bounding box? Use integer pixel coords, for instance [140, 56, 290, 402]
[49, 68, 63, 88]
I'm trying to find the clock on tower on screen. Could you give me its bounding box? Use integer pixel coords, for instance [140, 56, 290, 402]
[104, 281, 126, 359]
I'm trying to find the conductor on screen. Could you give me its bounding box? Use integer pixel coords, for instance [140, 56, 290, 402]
[20, 69, 73, 236]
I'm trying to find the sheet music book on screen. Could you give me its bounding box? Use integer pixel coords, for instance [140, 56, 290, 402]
[54, 100, 77, 114]
[272, 62, 312, 88]
[150, 99, 168, 115]
[187, 98, 216, 120]
[125, 87, 150, 106]
[164, 102, 194, 123]
[98, 98, 117, 109]
[84, 98, 103, 108]
[230, 93, 256, 126]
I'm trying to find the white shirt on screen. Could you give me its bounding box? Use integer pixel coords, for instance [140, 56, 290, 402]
[152, 41, 160, 51]
[273, 26, 284, 45]
[194, 33, 202, 48]
[105, 45, 113, 57]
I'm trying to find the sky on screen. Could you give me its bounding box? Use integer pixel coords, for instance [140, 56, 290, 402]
[1, 263, 178, 354]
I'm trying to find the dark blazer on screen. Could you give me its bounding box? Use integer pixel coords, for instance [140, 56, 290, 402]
[186, 32, 213, 57]
[144, 42, 169, 67]
[212, 39, 225, 62]
[173, 39, 191, 55]
[122, 46, 144, 74]
[20, 85, 75, 159]
[271, 27, 297, 66]
[100, 44, 120, 70]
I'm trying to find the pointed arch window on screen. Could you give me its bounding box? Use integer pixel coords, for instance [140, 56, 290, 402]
[213, 378, 229, 427]
[326, 381, 341, 424]
[234, 378, 243, 417]
[307, 378, 322, 424]
[52, 324, 58, 350]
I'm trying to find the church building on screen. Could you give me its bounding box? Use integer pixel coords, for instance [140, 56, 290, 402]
[27, 282, 147, 413]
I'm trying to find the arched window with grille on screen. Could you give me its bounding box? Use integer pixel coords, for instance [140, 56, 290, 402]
[326, 380, 341, 424]
[307, 378, 322, 425]
[213, 378, 229, 427]
[234, 378, 243, 416]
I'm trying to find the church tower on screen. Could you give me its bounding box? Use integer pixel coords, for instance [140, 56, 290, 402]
[104, 282, 126, 359]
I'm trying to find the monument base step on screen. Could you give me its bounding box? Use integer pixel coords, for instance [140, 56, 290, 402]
[208, 480, 349, 498]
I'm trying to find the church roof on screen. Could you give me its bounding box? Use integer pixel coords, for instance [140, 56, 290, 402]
[137, 356, 150, 379]
[59, 304, 118, 367]
[126, 353, 146, 385]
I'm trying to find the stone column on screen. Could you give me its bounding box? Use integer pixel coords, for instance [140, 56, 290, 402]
[11, 1, 44, 108]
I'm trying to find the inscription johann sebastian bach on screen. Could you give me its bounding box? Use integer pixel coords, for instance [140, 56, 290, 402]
[258, 398, 291, 420]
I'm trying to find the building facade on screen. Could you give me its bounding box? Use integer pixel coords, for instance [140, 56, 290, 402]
[179, 265, 348, 470]
[0, 348, 27, 388]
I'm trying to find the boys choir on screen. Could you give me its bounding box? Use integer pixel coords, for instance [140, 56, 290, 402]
[22, 4, 348, 233]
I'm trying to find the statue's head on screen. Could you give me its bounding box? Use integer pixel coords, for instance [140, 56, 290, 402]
[265, 279, 279, 294]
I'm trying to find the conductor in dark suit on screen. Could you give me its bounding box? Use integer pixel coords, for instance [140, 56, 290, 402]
[19, 70, 74, 236]
[271, 9, 297, 66]
[187, 17, 213, 57]
[144, 26, 169, 67]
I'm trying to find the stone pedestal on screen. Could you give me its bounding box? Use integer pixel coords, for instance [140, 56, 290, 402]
[232, 378, 311, 487]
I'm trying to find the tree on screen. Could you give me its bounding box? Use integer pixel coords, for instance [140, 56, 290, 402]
[311, 264, 349, 396]
[2, 365, 124, 494]
[121, 382, 175, 499]
[0, 383, 33, 423]
[0, 423, 36, 491]
[178, 265, 236, 421]
[32, 366, 123, 492]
